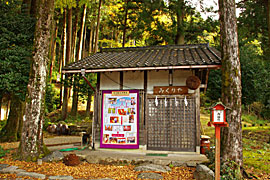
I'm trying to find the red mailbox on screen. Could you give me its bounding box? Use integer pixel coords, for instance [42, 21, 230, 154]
[208, 102, 229, 127]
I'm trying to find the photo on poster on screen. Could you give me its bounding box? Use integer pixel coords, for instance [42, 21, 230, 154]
[118, 109, 126, 115]
[126, 132, 136, 137]
[108, 107, 116, 114]
[103, 134, 109, 143]
[127, 137, 135, 143]
[122, 116, 129, 123]
[117, 138, 126, 144]
[109, 137, 118, 144]
[105, 125, 112, 131]
[123, 125, 131, 131]
[112, 125, 123, 132]
[129, 115, 134, 123]
[108, 98, 117, 105]
[128, 108, 135, 115]
[110, 116, 119, 123]
[131, 97, 136, 105]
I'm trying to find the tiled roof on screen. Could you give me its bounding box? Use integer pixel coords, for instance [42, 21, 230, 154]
[63, 44, 221, 73]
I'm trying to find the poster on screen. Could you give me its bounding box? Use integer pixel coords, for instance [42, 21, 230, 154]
[100, 90, 139, 149]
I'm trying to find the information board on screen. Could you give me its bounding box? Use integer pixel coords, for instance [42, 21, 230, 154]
[100, 90, 139, 149]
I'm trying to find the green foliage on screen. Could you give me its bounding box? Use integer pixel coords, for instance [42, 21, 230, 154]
[45, 83, 60, 113]
[0, 120, 6, 132]
[221, 160, 242, 180]
[242, 134, 270, 174]
[206, 69, 221, 101]
[0, 1, 34, 100]
[0, 146, 9, 158]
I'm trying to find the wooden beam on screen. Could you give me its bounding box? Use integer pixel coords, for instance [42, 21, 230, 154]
[120, 71, 123, 90]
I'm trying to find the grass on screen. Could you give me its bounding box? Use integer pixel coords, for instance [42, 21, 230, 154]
[200, 109, 270, 176]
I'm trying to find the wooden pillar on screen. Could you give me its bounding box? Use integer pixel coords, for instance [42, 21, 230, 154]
[93, 72, 100, 149]
[169, 69, 173, 86]
[196, 85, 201, 152]
[120, 71, 123, 90]
[215, 126, 221, 180]
[143, 70, 148, 145]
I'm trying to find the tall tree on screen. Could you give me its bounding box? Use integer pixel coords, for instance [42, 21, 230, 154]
[122, 0, 129, 47]
[175, 0, 185, 44]
[19, 0, 55, 160]
[76, 4, 87, 60]
[219, 0, 243, 168]
[49, 19, 59, 82]
[94, 0, 102, 53]
[0, 1, 34, 142]
[61, 7, 72, 120]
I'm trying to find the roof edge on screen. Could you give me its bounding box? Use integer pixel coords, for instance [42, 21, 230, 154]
[62, 64, 221, 74]
[100, 43, 210, 53]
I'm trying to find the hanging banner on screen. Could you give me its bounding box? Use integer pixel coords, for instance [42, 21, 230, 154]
[100, 90, 139, 149]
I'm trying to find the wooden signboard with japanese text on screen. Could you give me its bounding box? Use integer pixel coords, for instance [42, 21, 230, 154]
[153, 86, 189, 95]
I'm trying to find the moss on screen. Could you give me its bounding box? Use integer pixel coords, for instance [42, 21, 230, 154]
[42, 144, 50, 157]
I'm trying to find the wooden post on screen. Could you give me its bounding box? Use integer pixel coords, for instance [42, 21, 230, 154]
[215, 126, 221, 180]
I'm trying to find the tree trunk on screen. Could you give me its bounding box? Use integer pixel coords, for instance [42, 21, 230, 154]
[85, 92, 92, 117]
[61, 7, 72, 120]
[22, 0, 31, 14]
[76, 4, 87, 61]
[88, 24, 94, 54]
[122, 0, 129, 47]
[58, 10, 67, 109]
[66, 7, 72, 63]
[0, 96, 2, 120]
[72, 1, 80, 62]
[265, 0, 270, 56]
[0, 95, 23, 142]
[82, 20, 88, 58]
[94, 0, 102, 53]
[6, 99, 10, 119]
[30, 0, 37, 17]
[219, 0, 243, 167]
[49, 20, 59, 82]
[71, 75, 79, 116]
[175, 0, 185, 45]
[19, 0, 54, 161]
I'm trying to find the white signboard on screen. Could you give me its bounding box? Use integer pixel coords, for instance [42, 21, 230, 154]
[213, 110, 224, 123]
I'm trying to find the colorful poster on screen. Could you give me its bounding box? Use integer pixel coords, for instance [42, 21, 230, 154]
[100, 90, 139, 149]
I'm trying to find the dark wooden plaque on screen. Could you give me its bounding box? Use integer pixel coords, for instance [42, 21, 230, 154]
[153, 86, 189, 95]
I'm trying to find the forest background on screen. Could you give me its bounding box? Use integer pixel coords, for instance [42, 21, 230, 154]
[0, 0, 269, 177]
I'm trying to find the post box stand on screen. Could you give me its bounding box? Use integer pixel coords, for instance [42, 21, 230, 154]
[208, 102, 230, 180]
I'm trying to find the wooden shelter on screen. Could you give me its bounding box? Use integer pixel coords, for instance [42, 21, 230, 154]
[62, 43, 221, 152]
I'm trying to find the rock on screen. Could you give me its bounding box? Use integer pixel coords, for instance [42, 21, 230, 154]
[76, 154, 87, 161]
[134, 164, 171, 173]
[85, 155, 101, 164]
[16, 172, 46, 179]
[42, 151, 64, 162]
[0, 166, 25, 174]
[49, 175, 74, 180]
[193, 164, 214, 180]
[0, 164, 9, 170]
[186, 162, 197, 167]
[152, 159, 170, 166]
[170, 161, 187, 167]
[137, 172, 163, 180]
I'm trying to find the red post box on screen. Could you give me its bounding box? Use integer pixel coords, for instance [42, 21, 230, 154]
[209, 102, 229, 127]
[208, 102, 230, 180]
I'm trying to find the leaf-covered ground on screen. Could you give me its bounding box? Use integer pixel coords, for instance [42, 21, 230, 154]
[0, 150, 195, 180]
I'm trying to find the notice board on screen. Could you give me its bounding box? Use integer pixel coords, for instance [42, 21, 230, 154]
[100, 90, 139, 149]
